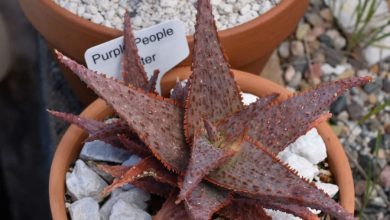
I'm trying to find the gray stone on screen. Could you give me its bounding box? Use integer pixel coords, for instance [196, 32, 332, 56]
[379, 166, 390, 190]
[122, 155, 142, 167]
[382, 76, 390, 93]
[278, 41, 290, 59]
[100, 188, 150, 220]
[347, 100, 365, 120]
[330, 95, 347, 115]
[68, 197, 100, 220]
[305, 12, 324, 27]
[364, 79, 383, 94]
[66, 160, 108, 201]
[109, 200, 152, 220]
[318, 34, 334, 48]
[290, 40, 305, 57]
[80, 140, 132, 163]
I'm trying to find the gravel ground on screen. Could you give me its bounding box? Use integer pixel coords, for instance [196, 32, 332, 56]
[53, 0, 281, 34]
[271, 1, 390, 219]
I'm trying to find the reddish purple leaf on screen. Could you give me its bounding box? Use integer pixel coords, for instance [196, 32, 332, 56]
[154, 194, 190, 220]
[102, 157, 177, 195]
[207, 137, 355, 220]
[218, 76, 372, 153]
[177, 131, 234, 202]
[56, 51, 189, 172]
[117, 134, 151, 157]
[170, 80, 188, 106]
[122, 12, 148, 89]
[218, 199, 271, 220]
[184, 0, 242, 141]
[146, 69, 160, 93]
[184, 183, 231, 220]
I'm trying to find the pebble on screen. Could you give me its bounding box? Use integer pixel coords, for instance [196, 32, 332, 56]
[100, 188, 150, 220]
[66, 160, 108, 201]
[287, 70, 302, 89]
[363, 79, 383, 94]
[54, 0, 281, 34]
[382, 76, 390, 93]
[318, 34, 334, 48]
[319, 8, 333, 22]
[296, 23, 311, 40]
[278, 149, 320, 181]
[278, 41, 290, 59]
[241, 92, 259, 106]
[68, 197, 100, 220]
[80, 140, 132, 163]
[330, 95, 347, 115]
[305, 12, 324, 27]
[379, 166, 390, 190]
[122, 154, 142, 167]
[265, 210, 300, 220]
[290, 41, 305, 57]
[109, 200, 152, 220]
[288, 128, 327, 164]
[347, 100, 365, 120]
[325, 29, 346, 49]
[315, 181, 339, 198]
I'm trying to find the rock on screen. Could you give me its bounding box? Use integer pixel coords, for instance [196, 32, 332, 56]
[284, 65, 296, 82]
[355, 180, 367, 196]
[278, 41, 290, 59]
[278, 149, 319, 181]
[322, 45, 345, 66]
[330, 95, 347, 114]
[296, 23, 311, 40]
[382, 76, 390, 93]
[367, 94, 377, 105]
[363, 79, 383, 94]
[290, 40, 305, 57]
[315, 182, 339, 198]
[318, 34, 334, 48]
[380, 166, 390, 190]
[330, 124, 343, 136]
[109, 200, 152, 220]
[288, 128, 327, 164]
[241, 92, 258, 106]
[80, 140, 132, 163]
[371, 197, 387, 208]
[287, 70, 302, 89]
[100, 188, 150, 220]
[306, 12, 324, 27]
[347, 100, 365, 120]
[66, 160, 108, 201]
[160, 0, 178, 7]
[320, 8, 333, 22]
[122, 155, 142, 167]
[260, 51, 285, 85]
[68, 197, 100, 220]
[325, 29, 346, 49]
[385, 124, 390, 135]
[292, 57, 308, 73]
[265, 209, 300, 220]
[321, 63, 335, 75]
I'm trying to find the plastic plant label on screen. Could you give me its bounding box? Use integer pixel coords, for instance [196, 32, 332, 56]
[85, 19, 189, 93]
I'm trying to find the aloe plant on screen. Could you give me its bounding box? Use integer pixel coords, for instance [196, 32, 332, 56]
[50, 0, 372, 219]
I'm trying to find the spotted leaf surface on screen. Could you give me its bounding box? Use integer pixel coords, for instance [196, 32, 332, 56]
[57, 51, 189, 172]
[154, 194, 190, 220]
[184, 0, 242, 141]
[122, 12, 148, 89]
[218, 199, 271, 220]
[177, 131, 233, 202]
[207, 137, 355, 220]
[184, 182, 231, 220]
[218, 76, 372, 153]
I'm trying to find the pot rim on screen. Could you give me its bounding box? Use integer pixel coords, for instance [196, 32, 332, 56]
[37, 0, 301, 40]
[49, 68, 355, 220]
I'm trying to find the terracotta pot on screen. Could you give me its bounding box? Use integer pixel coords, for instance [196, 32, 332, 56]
[19, 0, 308, 104]
[49, 68, 355, 219]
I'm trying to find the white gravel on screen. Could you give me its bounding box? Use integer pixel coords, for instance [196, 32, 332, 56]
[53, 0, 282, 34]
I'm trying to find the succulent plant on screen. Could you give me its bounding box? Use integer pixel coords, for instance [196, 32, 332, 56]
[50, 0, 372, 219]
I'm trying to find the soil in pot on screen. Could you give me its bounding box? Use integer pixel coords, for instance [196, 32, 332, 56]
[53, 0, 282, 34]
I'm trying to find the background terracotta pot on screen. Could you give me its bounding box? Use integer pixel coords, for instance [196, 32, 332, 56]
[49, 68, 355, 219]
[19, 0, 308, 103]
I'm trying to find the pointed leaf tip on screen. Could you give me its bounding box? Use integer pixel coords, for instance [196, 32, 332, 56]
[184, 0, 242, 141]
